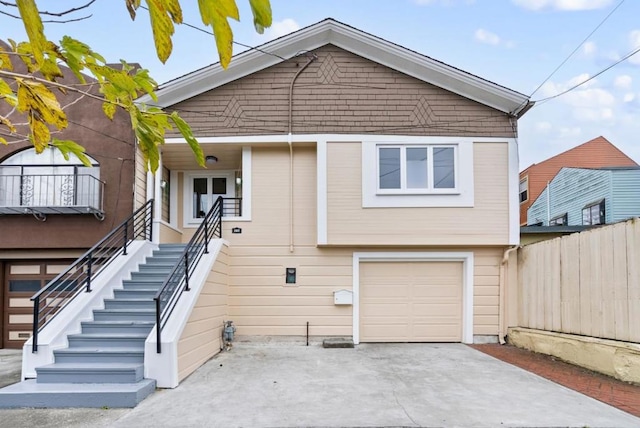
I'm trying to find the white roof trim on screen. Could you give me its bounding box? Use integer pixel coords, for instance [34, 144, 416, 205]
[141, 19, 530, 115]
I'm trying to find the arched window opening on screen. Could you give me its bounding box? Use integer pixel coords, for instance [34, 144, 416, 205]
[0, 147, 104, 220]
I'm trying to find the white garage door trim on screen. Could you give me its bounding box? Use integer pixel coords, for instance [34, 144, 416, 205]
[352, 252, 474, 345]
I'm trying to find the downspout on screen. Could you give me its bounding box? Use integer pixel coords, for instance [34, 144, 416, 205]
[498, 245, 520, 344]
[287, 53, 317, 253]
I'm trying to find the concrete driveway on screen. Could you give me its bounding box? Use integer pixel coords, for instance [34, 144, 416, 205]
[1, 341, 639, 427]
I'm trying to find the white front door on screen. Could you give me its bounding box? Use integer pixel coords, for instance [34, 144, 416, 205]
[189, 173, 234, 221]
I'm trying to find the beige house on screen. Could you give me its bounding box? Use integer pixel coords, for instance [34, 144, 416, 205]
[7, 19, 532, 405]
[141, 17, 530, 374]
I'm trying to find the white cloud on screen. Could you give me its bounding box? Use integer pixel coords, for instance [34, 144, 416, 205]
[535, 121, 553, 133]
[512, 0, 613, 11]
[581, 41, 597, 57]
[558, 127, 582, 138]
[614, 75, 633, 90]
[414, 0, 476, 4]
[264, 18, 300, 41]
[623, 93, 636, 103]
[473, 28, 515, 48]
[474, 29, 500, 45]
[628, 30, 640, 65]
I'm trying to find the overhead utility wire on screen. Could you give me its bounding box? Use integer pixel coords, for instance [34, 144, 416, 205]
[533, 44, 640, 105]
[528, 0, 625, 98]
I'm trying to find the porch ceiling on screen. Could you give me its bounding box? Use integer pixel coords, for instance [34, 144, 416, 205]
[160, 143, 242, 171]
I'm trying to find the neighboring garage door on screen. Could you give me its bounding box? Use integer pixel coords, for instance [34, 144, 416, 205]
[3, 260, 71, 349]
[360, 261, 463, 343]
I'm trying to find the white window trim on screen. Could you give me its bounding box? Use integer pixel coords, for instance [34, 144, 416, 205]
[183, 171, 235, 226]
[376, 145, 458, 194]
[362, 138, 474, 208]
[352, 251, 474, 344]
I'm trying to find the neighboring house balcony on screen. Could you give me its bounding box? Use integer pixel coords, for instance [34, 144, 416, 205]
[0, 147, 104, 220]
[0, 173, 105, 220]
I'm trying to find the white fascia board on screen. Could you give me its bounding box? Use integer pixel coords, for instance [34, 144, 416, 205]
[508, 138, 520, 245]
[140, 20, 529, 114]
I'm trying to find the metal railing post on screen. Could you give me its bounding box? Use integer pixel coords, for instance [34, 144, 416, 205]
[86, 253, 93, 292]
[184, 252, 190, 291]
[204, 219, 209, 254]
[32, 296, 40, 353]
[155, 298, 162, 353]
[149, 199, 154, 242]
[123, 220, 129, 255]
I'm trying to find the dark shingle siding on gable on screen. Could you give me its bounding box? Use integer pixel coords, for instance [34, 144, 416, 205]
[167, 45, 514, 138]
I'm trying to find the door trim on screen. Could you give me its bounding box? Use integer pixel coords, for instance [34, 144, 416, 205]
[352, 251, 474, 345]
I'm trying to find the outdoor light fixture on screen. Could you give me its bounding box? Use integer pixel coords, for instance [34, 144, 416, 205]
[236, 177, 242, 185]
[205, 155, 218, 165]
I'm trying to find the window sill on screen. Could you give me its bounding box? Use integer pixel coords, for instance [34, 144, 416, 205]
[376, 190, 460, 196]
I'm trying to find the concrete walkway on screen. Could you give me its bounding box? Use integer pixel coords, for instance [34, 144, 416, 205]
[1, 342, 639, 427]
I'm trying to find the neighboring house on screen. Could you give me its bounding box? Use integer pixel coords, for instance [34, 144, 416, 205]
[519, 136, 638, 226]
[0, 58, 137, 349]
[2, 18, 533, 407]
[527, 166, 640, 227]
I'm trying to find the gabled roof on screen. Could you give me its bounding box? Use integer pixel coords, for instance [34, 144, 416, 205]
[143, 18, 531, 115]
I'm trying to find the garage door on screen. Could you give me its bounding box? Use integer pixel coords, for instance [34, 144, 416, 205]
[360, 261, 463, 342]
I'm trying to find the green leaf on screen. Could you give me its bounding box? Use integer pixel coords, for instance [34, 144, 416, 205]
[51, 138, 92, 167]
[198, 0, 240, 69]
[16, 0, 47, 66]
[248, 0, 272, 34]
[102, 102, 117, 120]
[170, 111, 204, 167]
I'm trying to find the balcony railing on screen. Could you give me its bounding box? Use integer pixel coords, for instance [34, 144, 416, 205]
[222, 197, 242, 217]
[0, 174, 105, 220]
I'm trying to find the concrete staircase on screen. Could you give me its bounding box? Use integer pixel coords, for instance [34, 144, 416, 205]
[0, 244, 186, 408]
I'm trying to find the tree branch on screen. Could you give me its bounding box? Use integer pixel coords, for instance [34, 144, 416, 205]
[0, 0, 96, 17]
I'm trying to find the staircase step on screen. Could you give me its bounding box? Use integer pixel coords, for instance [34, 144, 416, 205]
[130, 272, 170, 281]
[68, 333, 148, 349]
[113, 288, 158, 299]
[138, 263, 175, 272]
[103, 298, 156, 310]
[122, 279, 164, 289]
[81, 320, 155, 335]
[0, 379, 156, 408]
[36, 363, 144, 384]
[92, 308, 156, 322]
[54, 347, 145, 364]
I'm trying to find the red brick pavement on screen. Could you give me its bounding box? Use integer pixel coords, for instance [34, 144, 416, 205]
[469, 344, 640, 418]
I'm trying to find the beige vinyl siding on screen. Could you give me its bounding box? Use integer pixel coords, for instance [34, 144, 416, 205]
[177, 243, 229, 382]
[326, 142, 510, 246]
[473, 248, 502, 336]
[134, 145, 147, 210]
[159, 222, 183, 244]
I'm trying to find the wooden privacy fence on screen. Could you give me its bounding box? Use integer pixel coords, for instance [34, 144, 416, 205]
[518, 218, 640, 343]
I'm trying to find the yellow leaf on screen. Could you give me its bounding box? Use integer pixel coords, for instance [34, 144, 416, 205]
[248, 0, 272, 34]
[16, 0, 47, 66]
[126, 0, 141, 19]
[0, 114, 17, 133]
[30, 115, 50, 153]
[198, 0, 240, 69]
[0, 78, 17, 107]
[0, 47, 13, 71]
[0, 136, 6, 145]
[145, 0, 183, 64]
[102, 101, 116, 120]
[16, 79, 68, 130]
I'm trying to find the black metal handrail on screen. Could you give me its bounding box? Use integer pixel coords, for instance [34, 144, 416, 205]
[222, 197, 242, 217]
[154, 196, 223, 353]
[30, 200, 154, 352]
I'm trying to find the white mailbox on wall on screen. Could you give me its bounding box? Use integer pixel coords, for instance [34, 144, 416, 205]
[333, 289, 353, 305]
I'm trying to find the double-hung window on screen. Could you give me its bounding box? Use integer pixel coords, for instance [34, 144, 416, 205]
[377, 145, 456, 193]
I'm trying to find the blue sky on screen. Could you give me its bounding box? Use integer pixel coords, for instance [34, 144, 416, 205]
[3, 0, 640, 169]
